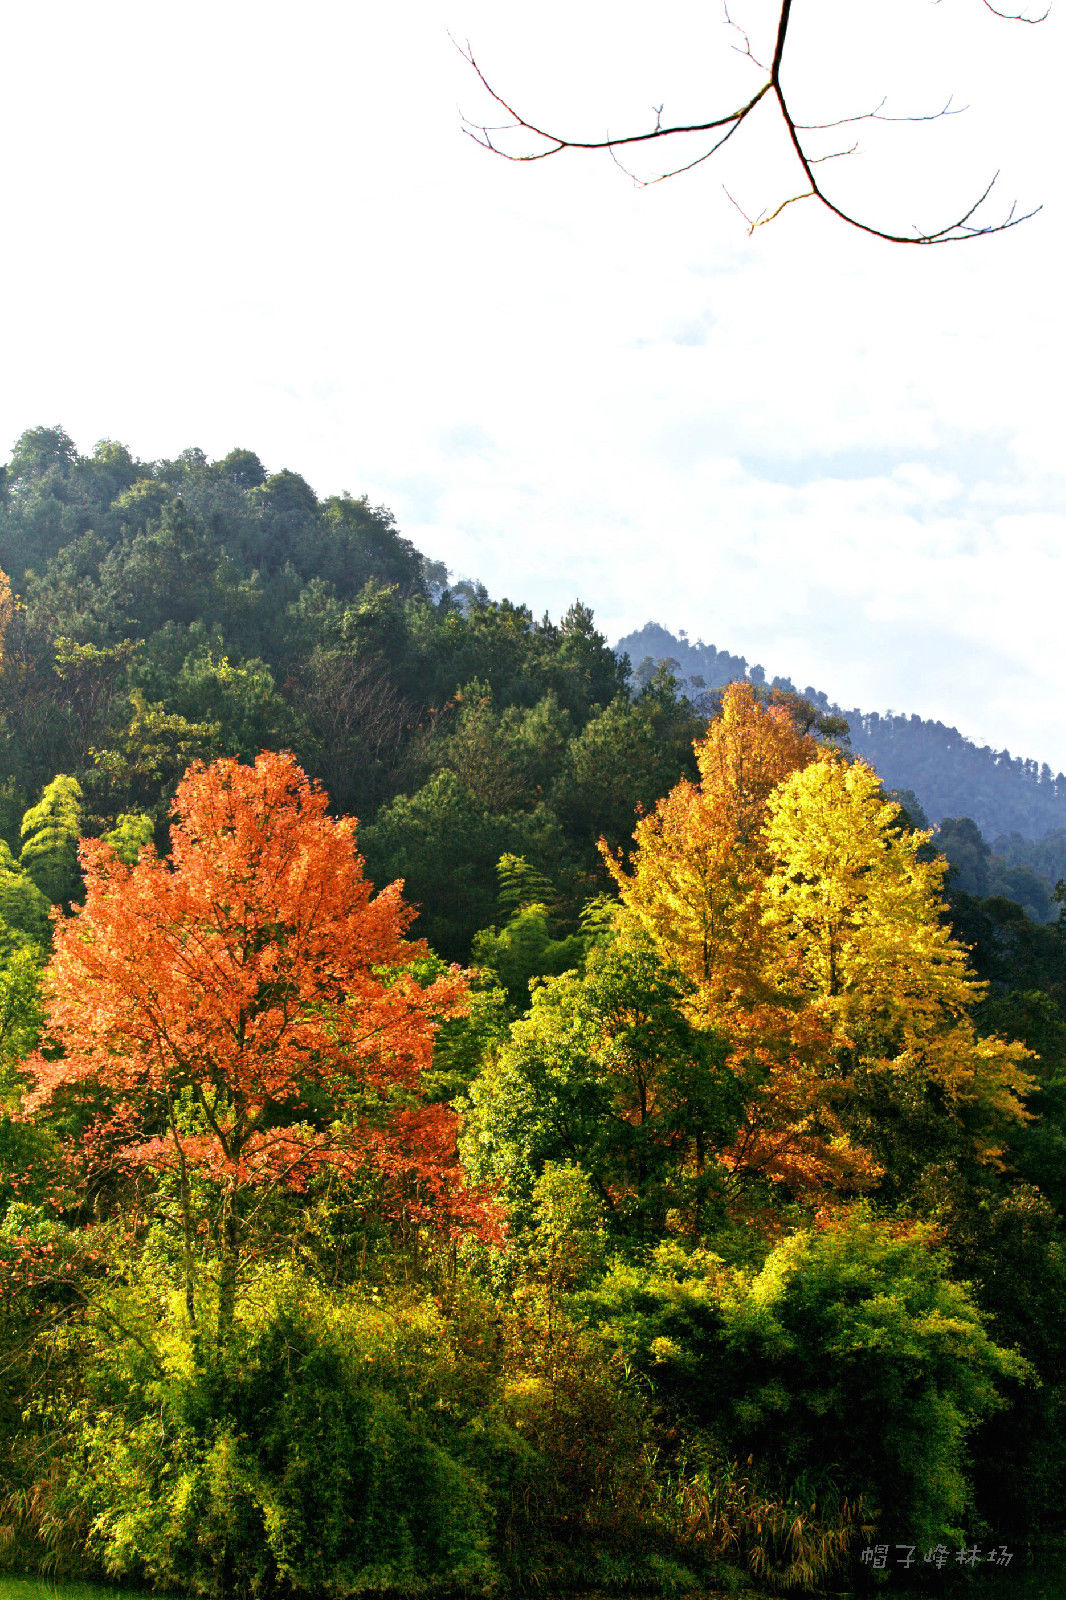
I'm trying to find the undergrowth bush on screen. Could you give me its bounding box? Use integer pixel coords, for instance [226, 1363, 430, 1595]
[582, 1210, 1030, 1569]
[32, 1270, 513, 1597]
[7, 1261, 704, 1597]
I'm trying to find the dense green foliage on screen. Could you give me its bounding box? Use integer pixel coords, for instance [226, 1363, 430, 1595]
[2, 428, 1065, 1598]
[0, 429, 707, 962]
[583, 1211, 1029, 1549]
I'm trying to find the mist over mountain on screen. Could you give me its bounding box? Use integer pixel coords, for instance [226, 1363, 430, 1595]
[618, 621, 1066, 920]
[1, 426, 1061, 935]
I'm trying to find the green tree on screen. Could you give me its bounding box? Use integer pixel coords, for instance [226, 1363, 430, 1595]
[0, 839, 52, 949]
[470, 854, 586, 1012]
[361, 770, 571, 961]
[95, 501, 225, 637]
[0, 944, 45, 1097]
[6, 425, 78, 490]
[102, 812, 154, 865]
[525, 1160, 608, 1299]
[19, 773, 83, 906]
[472, 905, 585, 1014]
[464, 942, 736, 1241]
[90, 691, 221, 812]
[938, 815, 993, 897]
[219, 446, 266, 491]
[164, 650, 300, 764]
[953, 1184, 1066, 1541]
[553, 673, 702, 851]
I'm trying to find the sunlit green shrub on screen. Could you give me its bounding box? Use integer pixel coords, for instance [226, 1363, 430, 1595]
[583, 1208, 1031, 1559]
[52, 1270, 512, 1597]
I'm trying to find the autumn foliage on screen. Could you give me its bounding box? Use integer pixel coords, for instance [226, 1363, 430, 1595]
[0, 566, 13, 668]
[23, 751, 499, 1332]
[605, 684, 1034, 1201]
[3, 429, 1065, 1592]
[604, 684, 863, 1196]
[605, 682, 818, 1015]
[763, 756, 1035, 1168]
[1, 698, 1060, 1594]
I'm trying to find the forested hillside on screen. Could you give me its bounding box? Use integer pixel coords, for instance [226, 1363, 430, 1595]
[0, 427, 709, 960]
[618, 621, 1066, 843]
[2, 428, 1064, 1598]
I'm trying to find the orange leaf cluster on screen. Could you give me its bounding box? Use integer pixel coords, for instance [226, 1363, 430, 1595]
[23, 751, 498, 1241]
[0, 566, 13, 668]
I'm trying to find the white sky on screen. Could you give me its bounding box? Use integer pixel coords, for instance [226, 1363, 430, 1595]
[2, 0, 1063, 771]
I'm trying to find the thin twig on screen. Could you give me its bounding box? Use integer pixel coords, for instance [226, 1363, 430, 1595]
[455, 34, 772, 158]
[794, 95, 967, 130]
[724, 1, 769, 71]
[979, 0, 1049, 20]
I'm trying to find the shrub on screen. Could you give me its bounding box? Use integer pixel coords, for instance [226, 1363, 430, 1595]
[52, 1271, 509, 1597]
[584, 1209, 1031, 1560]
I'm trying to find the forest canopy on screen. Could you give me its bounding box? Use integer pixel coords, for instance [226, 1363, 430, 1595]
[1, 426, 1063, 1596]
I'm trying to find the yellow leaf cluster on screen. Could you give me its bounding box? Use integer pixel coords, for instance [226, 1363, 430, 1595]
[605, 682, 817, 1019]
[763, 756, 1034, 1160]
[0, 567, 14, 669]
[604, 684, 1035, 1199]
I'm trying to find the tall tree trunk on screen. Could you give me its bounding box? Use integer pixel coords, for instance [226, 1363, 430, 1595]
[216, 1179, 239, 1355]
[168, 1107, 197, 1328]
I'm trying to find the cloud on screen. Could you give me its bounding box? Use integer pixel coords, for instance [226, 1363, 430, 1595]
[1, 0, 1061, 773]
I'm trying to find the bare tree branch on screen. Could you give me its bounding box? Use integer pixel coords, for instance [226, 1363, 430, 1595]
[725, 182, 817, 234]
[608, 112, 750, 188]
[794, 96, 967, 131]
[767, 0, 1039, 241]
[807, 143, 860, 166]
[723, 2, 769, 71]
[977, 0, 1049, 21]
[455, 33, 772, 161]
[457, 0, 1045, 243]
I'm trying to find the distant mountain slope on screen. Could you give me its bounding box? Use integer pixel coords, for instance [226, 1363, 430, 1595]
[616, 623, 1066, 844]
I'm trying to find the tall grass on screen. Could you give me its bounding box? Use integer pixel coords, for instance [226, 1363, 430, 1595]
[663, 1451, 872, 1592]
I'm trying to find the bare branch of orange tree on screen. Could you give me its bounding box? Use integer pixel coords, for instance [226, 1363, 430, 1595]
[457, 0, 1045, 243]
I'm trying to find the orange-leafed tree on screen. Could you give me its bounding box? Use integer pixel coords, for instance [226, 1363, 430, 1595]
[23, 750, 496, 1343]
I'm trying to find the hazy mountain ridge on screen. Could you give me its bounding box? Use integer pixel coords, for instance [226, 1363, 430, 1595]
[617, 622, 1066, 847]
[1, 427, 1061, 933]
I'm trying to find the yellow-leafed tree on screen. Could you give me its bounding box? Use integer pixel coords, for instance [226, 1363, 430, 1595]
[605, 683, 875, 1200]
[763, 755, 1035, 1170]
[605, 685, 1034, 1204]
[605, 681, 818, 1018]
